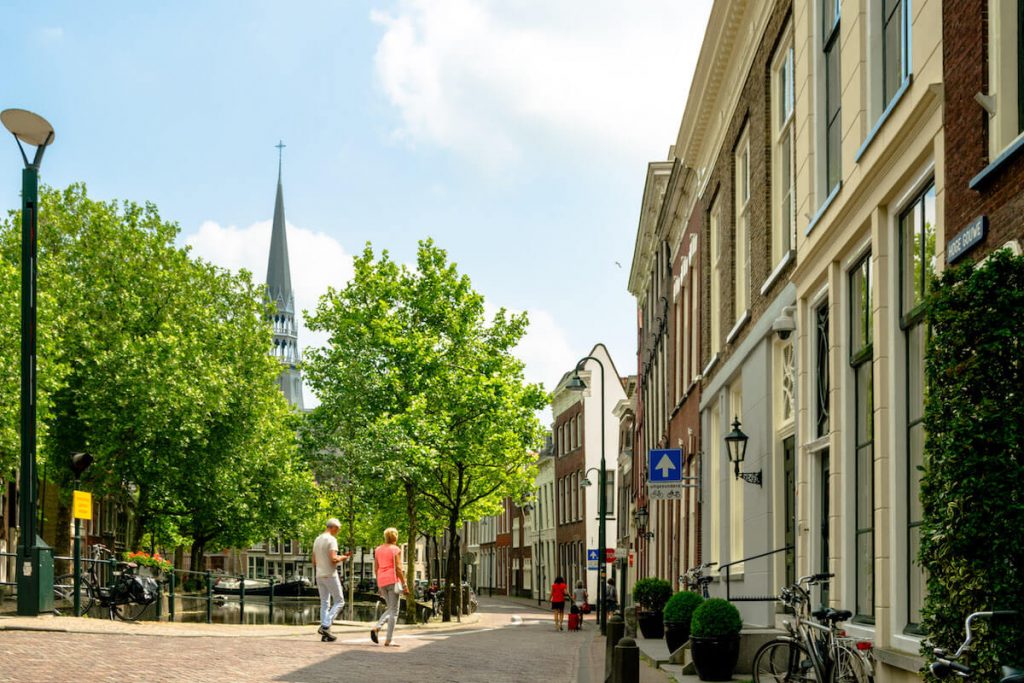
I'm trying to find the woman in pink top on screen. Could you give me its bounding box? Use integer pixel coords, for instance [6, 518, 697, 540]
[370, 527, 409, 646]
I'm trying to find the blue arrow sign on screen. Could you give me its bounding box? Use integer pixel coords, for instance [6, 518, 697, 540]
[648, 448, 683, 482]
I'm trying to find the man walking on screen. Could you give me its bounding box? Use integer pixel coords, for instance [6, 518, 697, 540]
[312, 518, 351, 642]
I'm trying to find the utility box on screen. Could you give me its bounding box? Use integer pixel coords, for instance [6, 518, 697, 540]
[17, 537, 54, 615]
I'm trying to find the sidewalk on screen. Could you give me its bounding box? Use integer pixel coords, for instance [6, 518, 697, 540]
[0, 610, 480, 639]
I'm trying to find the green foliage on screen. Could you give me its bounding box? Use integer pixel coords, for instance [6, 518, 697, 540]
[0, 184, 317, 557]
[633, 577, 673, 613]
[919, 249, 1024, 676]
[690, 598, 742, 638]
[304, 239, 547, 619]
[663, 590, 704, 625]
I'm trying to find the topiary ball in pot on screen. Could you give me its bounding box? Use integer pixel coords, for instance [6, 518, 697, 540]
[662, 591, 703, 653]
[633, 578, 673, 639]
[690, 598, 742, 681]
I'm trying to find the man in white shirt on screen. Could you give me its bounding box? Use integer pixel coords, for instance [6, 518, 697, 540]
[312, 518, 351, 641]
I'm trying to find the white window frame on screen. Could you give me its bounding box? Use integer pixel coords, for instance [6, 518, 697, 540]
[771, 32, 797, 268]
[710, 198, 722, 355]
[987, 0, 1024, 156]
[734, 126, 751, 321]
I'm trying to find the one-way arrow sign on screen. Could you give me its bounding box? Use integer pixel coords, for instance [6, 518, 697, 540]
[648, 448, 683, 483]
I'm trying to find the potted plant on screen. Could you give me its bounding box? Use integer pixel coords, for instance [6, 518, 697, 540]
[632, 577, 672, 639]
[124, 550, 173, 579]
[662, 590, 703, 653]
[690, 598, 742, 681]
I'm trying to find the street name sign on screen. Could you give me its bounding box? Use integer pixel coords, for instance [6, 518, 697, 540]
[648, 448, 683, 482]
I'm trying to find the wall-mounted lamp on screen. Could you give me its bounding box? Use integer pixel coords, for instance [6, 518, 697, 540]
[724, 417, 762, 486]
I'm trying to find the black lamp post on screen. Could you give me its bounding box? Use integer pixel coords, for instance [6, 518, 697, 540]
[69, 452, 93, 616]
[725, 417, 762, 486]
[566, 355, 609, 632]
[3, 108, 55, 616]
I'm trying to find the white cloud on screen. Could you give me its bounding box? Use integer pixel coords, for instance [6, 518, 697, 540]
[371, 0, 712, 167]
[184, 220, 355, 407]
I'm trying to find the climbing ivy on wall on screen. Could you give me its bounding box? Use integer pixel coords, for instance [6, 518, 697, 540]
[919, 249, 1024, 677]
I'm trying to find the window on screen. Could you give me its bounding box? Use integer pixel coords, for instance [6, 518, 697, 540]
[676, 295, 684, 400]
[734, 127, 751, 320]
[558, 477, 564, 525]
[849, 255, 874, 622]
[881, 0, 908, 107]
[710, 199, 722, 355]
[986, 0, 1024, 154]
[816, 302, 831, 437]
[708, 406, 721, 566]
[823, 0, 842, 193]
[690, 254, 699, 383]
[773, 40, 797, 265]
[899, 183, 936, 631]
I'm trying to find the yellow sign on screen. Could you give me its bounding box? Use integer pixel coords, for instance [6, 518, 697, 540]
[72, 490, 92, 520]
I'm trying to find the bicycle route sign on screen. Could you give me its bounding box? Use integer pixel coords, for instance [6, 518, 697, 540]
[648, 448, 684, 500]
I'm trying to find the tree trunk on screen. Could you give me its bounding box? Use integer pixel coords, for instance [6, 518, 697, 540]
[443, 514, 461, 622]
[189, 540, 207, 587]
[404, 482, 418, 623]
[347, 495, 356, 621]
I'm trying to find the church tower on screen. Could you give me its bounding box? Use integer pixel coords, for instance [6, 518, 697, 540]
[266, 142, 304, 410]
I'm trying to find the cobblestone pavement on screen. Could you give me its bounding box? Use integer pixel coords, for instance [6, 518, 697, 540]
[0, 597, 599, 683]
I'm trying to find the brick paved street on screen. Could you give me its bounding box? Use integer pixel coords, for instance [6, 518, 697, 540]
[0, 597, 616, 683]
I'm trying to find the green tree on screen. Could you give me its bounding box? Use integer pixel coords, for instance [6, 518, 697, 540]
[305, 240, 547, 620]
[0, 184, 316, 563]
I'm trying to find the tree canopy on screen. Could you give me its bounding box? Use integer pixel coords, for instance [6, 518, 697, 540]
[304, 239, 547, 619]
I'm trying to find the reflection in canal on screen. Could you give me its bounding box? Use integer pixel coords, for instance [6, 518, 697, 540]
[164, 597, 411, 625]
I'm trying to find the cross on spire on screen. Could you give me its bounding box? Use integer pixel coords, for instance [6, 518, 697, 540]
[275, 140, 286, 179]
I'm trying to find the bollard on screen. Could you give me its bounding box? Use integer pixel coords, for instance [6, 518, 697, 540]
[612, 636, 640, 683]
[205, 571, 213, 624]
[239, 574, 246, 623]
[605, 614, 625, 682]
[156, 581, 163, 620]
[168, 571, 175, 620]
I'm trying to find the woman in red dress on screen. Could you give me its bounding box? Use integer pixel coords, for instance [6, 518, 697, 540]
[549, 576, 568, 631]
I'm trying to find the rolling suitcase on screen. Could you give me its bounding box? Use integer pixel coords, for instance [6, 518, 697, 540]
[568, 611, 582, 631]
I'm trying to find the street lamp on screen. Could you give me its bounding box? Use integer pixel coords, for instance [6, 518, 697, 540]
[634, 505, 654, 541]
[566, 355, 610, 632]
[2, 108, 56, 616]
[725, 417, 762, 486]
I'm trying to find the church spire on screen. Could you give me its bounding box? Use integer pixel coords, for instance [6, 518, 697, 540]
[265, 141, 304, 410]
[266, 140, 292, 306]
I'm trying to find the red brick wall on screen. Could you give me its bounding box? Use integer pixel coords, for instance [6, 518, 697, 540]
[943, 0, 1024, 257]
[700, 0, 795, 376]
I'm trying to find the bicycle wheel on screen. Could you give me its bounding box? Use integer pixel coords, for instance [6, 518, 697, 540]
[831, 644, 870, 683]
[112, 599, 154, 622]
[754, 639, 820, 682]
[53, 574, 96, 615]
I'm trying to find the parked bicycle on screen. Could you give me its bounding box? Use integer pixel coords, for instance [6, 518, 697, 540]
[53, 543, 159, 621]
[752, 573, 874, 683]
[930, 611, 1022, 681]
[681, 561, 716, 598]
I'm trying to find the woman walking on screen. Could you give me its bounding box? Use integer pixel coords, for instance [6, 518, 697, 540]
[572, 580, 588, 626]
[550, 575, 568, 631]
[370, 527, 409, 647]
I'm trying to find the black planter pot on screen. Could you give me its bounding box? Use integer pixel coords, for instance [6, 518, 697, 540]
[636, 611, 665, 639]
[663, 621, 690, 653]
[691, 634, 740, 681]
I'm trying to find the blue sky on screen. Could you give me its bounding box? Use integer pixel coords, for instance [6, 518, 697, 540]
[1, 1, 711, 403]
